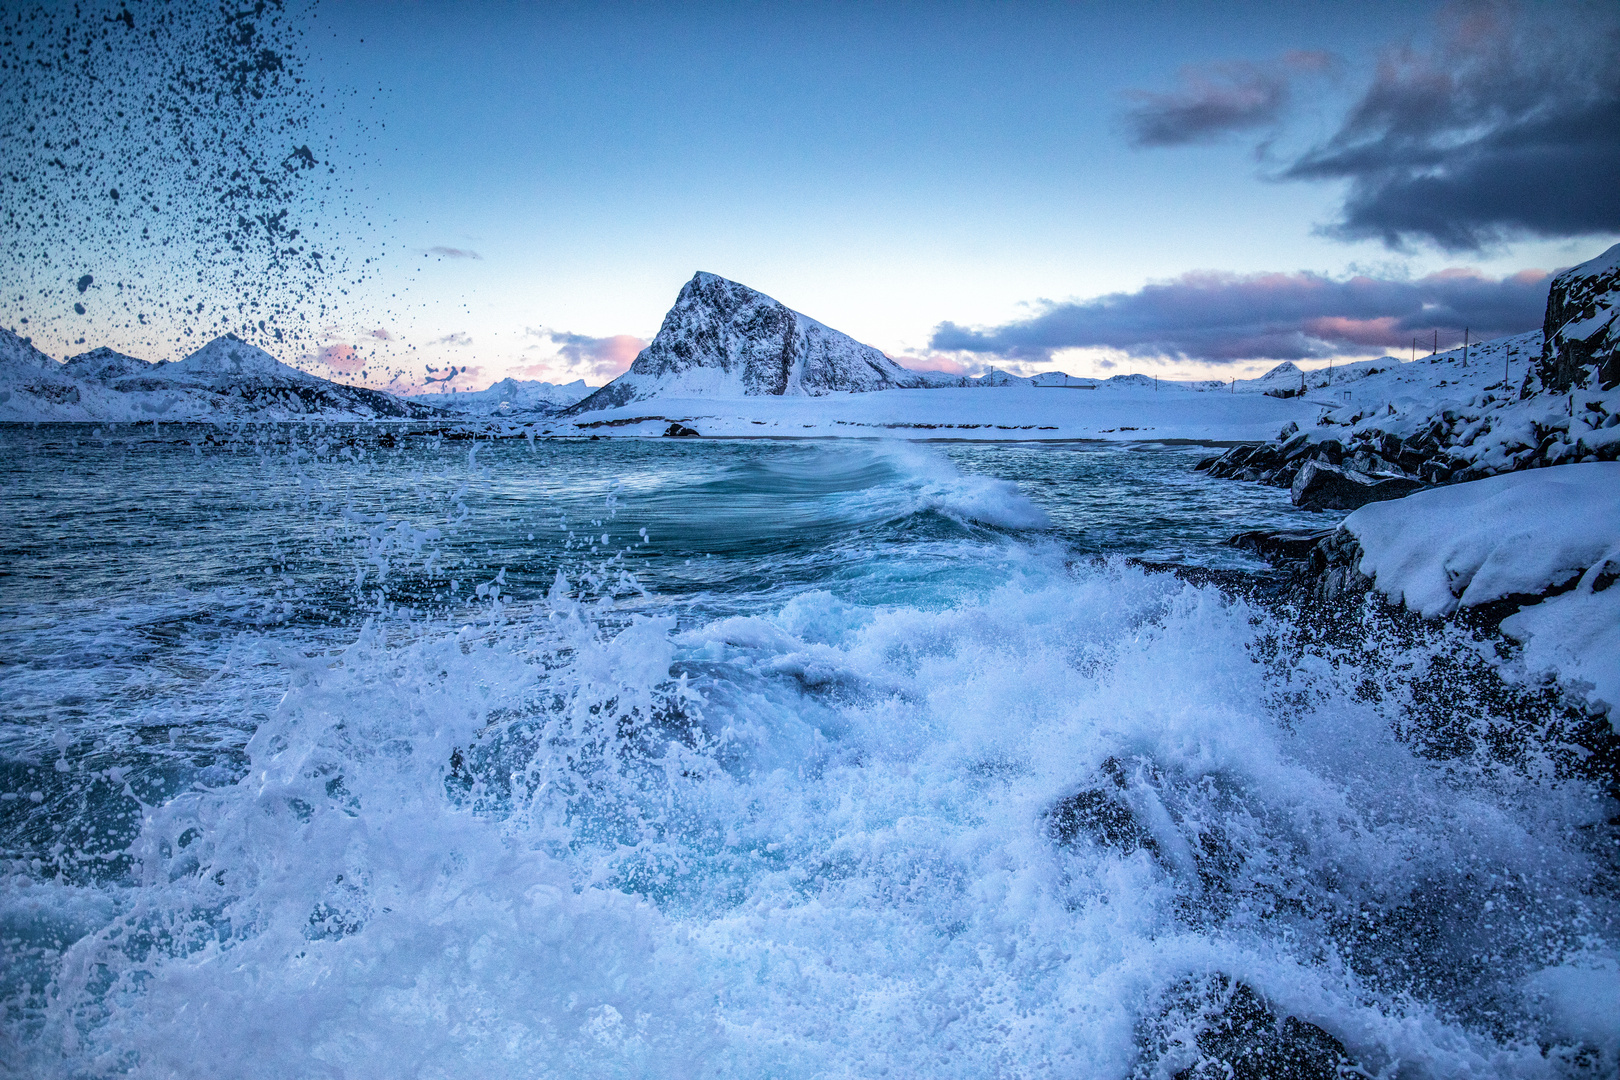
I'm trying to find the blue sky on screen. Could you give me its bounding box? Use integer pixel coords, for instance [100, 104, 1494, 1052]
[5, 0, 1617, 388]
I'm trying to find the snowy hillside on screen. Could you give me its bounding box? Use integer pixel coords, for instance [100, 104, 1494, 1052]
[408, 377, 593, 417]
[0, 330, 442, 422]
[568, 273, 931, 413]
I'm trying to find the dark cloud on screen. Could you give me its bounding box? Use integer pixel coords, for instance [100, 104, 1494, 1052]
[1121, 52, 1332, 147]
[1282, 4, 1620, 250]
[929, 266, 1552, 364]
[425, 247, 482, 260]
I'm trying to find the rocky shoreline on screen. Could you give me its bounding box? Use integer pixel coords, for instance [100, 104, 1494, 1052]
[1196, 244, 1620, 513]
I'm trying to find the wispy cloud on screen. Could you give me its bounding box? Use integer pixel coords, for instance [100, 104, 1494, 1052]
[424, 246, 483, 260]
[547, 330, 646, 379]
[1121, 51, 1333, 147]
[929, 265, 1552, 364]
[431, 331, 472, 346]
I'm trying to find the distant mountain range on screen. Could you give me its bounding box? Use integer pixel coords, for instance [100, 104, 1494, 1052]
[405, 376, 594, 417]
[0, 331, 446, 422]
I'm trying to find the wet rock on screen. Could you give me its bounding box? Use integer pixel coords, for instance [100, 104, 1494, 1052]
[1048, 784, 1156, 855]
[1290, 460, 1425, 511]
[1229, 528, 1337, 562]
[664, 422, 700, 437]
[1139, 976, 1358, 1080]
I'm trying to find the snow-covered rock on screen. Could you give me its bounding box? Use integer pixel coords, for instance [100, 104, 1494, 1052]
[1344, 463, 1620, 716]
[1344, 463, 1620, 618]
[1539, 241, 1619, 393]
[568, 273, 930, 413]
[409, 376, 593, 417]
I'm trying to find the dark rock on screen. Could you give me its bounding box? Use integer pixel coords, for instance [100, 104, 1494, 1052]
[1539, 242, 1619, 392]
[1048, 785, 1156, 855]
[663, 422, 700, 437]
[1229, 528, 1337, 562]
[1279, 432, 1311, 459]
[1194, 454, 1220, 471]
[1418, 460, 1453, 484]
[1290, 460, 1425, 511]
[1142, 976, 1357, 1080]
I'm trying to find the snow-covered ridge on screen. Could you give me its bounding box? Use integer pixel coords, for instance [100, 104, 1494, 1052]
[567, 273, 932, 413]
[0, 330, 442, 422]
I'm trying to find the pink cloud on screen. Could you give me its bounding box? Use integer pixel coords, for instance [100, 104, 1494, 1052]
[893, 352, 969, 375]
[1300, 316, 1404, 347]
[316, 343, 366, 374]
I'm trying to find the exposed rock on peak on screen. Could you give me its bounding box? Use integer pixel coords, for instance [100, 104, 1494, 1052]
[64, 346, 161, 382]
[568, 272, 927, 413]
[1540, 241, 1619, 392]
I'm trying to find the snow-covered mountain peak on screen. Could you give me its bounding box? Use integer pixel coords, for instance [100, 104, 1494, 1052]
[169, 333, 312, 383]
[0, 327, 59, 372]
[568, 272, 927, 413]
[407, 376, 594, 417]
[64, 347, 162, 382]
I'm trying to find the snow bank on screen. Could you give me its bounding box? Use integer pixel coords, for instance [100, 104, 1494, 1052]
[1345, 463, 1620, 617]
[568, 383, 1323, 443]
[1344, 463, 1620, 715]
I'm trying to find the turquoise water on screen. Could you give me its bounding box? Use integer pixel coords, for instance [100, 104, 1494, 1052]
[1, 425, 1612, 1077]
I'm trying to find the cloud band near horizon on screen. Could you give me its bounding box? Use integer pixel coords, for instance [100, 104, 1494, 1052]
[929, 266, 1553, 364]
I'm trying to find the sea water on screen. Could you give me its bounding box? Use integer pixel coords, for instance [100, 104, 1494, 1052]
[1, 425, 1614, 1077]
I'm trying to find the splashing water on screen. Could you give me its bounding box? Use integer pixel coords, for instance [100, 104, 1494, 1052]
[1, 429, 1614, 1077]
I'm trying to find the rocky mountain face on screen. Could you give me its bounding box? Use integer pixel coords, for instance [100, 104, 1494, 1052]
[1, 330, 442, 421]
[1538, 242, 1619, 393]
[568, 273, 929, 413]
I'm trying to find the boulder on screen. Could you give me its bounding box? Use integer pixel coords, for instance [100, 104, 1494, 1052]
[1290, 460, 1424, 511]
[1153, 977, 1356, 1080]
[663, 422, 700, 437]
[1228, 528, 1336, 561]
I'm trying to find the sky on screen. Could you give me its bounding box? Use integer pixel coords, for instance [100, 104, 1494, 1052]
[4, 0, 1617, 390]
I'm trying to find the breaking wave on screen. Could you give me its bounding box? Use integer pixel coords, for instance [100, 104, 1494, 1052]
[1, 432, 1613, 1077]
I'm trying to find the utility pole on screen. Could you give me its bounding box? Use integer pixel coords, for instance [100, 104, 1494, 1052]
[1411, 337, 1416, 363]
[1463, 328, 1469, 368]
[1505, 346, 1511, 394]
[1433, 330, 1437, 356]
